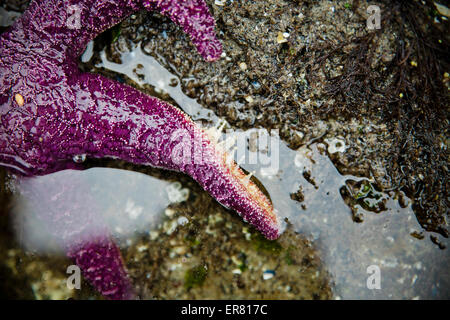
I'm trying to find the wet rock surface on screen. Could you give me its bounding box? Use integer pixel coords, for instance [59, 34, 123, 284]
[124, 197, 331, 299]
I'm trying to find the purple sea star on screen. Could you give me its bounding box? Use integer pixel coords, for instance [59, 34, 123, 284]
[0, 0, 281, 299]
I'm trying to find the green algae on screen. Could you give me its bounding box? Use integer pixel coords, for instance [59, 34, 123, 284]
[284, 246, 296, 266]
[251, 233, 282, 255]
[184, 265, 207, 290]
[111, 23, 122, 43]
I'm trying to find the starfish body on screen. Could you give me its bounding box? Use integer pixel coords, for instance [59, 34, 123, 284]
[0, 0, 280, 299]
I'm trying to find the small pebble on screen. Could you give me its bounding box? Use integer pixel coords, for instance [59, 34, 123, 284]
[14, 93, 24, 106]
[276, 32, 288, 44]
[251, 81, 261, 89]
[72, 154, 86, 163]
[177, 216, 189, 226]
[263, 270, 275, 280]
[149, 230, 159, 240]
[244, 95, 254, 103]
[173, 246, 187, 255]
[137, 245, 148, 252]
[166, 182, 189, 203]
[165, 208, 176, 218]
[326, 138, 346, 154]
[239, 62, 247, 71]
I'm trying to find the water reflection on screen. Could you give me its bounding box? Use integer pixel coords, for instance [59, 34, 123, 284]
[97, 43, 218, 122]
[12, 168, 175, 253]
[248, 140, 449, 299]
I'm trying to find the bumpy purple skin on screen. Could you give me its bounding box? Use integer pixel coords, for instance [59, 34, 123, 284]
[0, 0, 279, 299]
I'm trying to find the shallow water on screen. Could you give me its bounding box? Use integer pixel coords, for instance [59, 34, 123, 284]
[7, 41, 449, 299]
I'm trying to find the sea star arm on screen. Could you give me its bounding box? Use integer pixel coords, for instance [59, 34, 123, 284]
[13, 70, 279, 300]
[1, 0, 278, 239]
[66, 72, 281, 240]
[67, 238, 135, 299]
[142, 0, 223, 61]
